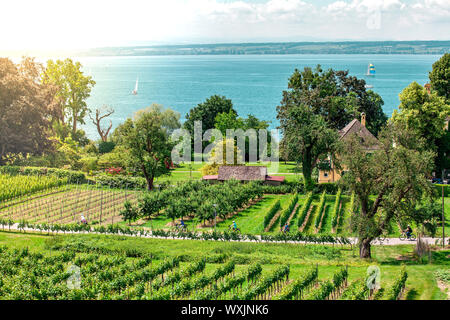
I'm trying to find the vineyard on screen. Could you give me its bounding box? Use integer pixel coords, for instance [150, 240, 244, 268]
[0, 183, 141, 226]
[0, 175, 419, 237]
[0, 245, 408, 300]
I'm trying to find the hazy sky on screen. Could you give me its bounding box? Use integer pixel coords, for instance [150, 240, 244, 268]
[1, 0, 449, 51]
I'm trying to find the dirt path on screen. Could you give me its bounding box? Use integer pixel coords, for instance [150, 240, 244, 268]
[299, 205, 315, 232]
[265, 210, 282, 232]
[287, 202, 301, 225]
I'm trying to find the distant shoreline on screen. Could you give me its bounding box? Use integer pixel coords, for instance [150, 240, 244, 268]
[79, 40, 450, 57]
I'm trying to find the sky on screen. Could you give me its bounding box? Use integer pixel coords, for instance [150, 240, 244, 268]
[0, 0, 449, 52]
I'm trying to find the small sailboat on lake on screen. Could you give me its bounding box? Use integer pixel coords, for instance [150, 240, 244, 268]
[366, 63, 376, 76]
[132, 78, 139, 95]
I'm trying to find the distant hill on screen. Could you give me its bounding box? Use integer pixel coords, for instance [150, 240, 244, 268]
[80, 41, 450, 56]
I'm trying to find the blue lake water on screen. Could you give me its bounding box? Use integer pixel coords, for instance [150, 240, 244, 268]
[78, 54, 440, 139]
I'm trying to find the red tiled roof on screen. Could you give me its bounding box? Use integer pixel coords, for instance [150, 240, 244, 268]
[266, 176, 285, 182]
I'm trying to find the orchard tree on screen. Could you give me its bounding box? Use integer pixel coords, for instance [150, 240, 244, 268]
[278, 103, 339, 190]
[114, 104, 181, 190]
[340, 123, 435, 258]
[43, 58, 95, 135]
[0, 57, 58, 163]
[429, 53, 450, 103]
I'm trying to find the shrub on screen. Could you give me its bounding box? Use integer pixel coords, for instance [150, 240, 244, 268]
[98, 141, 116, 154]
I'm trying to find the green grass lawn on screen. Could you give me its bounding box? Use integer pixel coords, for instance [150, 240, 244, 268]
[0, 231, 447, 300]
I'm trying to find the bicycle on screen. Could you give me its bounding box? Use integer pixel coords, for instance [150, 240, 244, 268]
[173, 224, 187, 233]
[228, 226, 241, 233]
[399, 232, 416, 241]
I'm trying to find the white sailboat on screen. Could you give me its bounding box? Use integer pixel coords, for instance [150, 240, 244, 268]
[132, 78, 138, 95]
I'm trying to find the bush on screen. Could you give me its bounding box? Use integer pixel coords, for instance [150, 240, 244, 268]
[94, 175, 147, 189]
[314, 183, 340, 194]
[98, 141, 116, 154]
[0, 166, 86, 183]
[434, 184, 450, 197]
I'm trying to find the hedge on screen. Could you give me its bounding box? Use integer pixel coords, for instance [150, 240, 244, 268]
[0, 166, 86, 183]
[263, 200, 281, 228]
[94, 175, 147, 190]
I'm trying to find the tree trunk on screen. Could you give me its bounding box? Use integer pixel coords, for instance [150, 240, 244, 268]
[302, 152, 313, 191]
[145, 176, 154, 191]
[72, 115, 77, 134]
[359, 238, 372, 258]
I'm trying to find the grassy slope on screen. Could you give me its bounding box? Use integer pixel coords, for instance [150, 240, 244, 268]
[0, 231, 447, 300]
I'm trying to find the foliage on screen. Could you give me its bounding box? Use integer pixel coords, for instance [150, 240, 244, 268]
[43, 58, 95, 134]
[384, 267, 408, 300]
[263, 200, 281, 228]
[184, 95, 236, 139]
[297, 192, 313, 228]
[0, 174, 67, 202]
[0, 166, 86, 183]
[113, 104, 181, 190]
[340, 122, 435, 258]
[280, 194, 298, 227]
[331, 189, 342, 228]
[314, 191, 327, 229]
[278, 102, 339, 190]
[0, 58, 57, 163]
[429, 53, 450, 103]
[273, 267, 318, 300]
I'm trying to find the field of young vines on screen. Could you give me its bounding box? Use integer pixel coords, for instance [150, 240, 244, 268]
[0, 245, 407, 300]
[0, 184, 141, 226]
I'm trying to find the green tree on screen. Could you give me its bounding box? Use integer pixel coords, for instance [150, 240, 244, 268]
[0, 58, 58, 163]
[429, 53, 450, 103]
[184, 95, 236, 137]
[392, 81, 450, 175]
[280, 66, 387, 136]
[278, 104, 339, 190]
[43, 58, 95, 135]
[340, 123, 435, 258]
[114, 104, 181, 190]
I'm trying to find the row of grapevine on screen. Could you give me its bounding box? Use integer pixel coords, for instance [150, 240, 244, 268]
[0, 174, 67, 202]
[314, 191, 327, 230]
[263, 199, 281, 228]
[279, 194, 299, 227]
[306, 268, 348, 300]
[236, 265, 290, 300]
[331, 188, 342, 229]
[385, 267, 408, 300]
[273, 267, 318, 300]
[297, 192, 313, 228]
